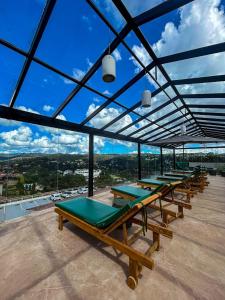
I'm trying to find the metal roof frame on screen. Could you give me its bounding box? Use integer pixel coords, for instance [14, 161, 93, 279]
[0, 0, 224, 147]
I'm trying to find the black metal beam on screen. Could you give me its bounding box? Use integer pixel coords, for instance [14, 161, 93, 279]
[173, 74, 225, 85]
[88, 134, 94, 197]
[144, 118, 193, 142]
[133, 0, 194, 26]
[196, 117, 225, 123]
[99, 82, 168, 131]
[52, 24, 130, 118]
[128, 106, 185, 138]
[81, 61, 156, 126]
[198, 122, 225, 128]
[138, 143, 141, 180]
[200, 125, 225, 131]
[137, 109, 186, 139]
[179, 146, 225, 149]
[159, 42, 225, 64]
[116, 97, 178, 134]
[148, 124, 200, 144]
[204, 128, 225, 133]
[112, 0, 203, 136]
[193, 111, 225, 117]
[9, 0, 57, 107]
[184, 94, 225, 99]
[204, 131, 225, 138]
[173, 148, 176, 169]
[0, 105, 141, 144]
[85, 0, 173, 128]
[188, 104, 225, 109]
[160, 147, 163, 175]
[0, 38, 120, 105]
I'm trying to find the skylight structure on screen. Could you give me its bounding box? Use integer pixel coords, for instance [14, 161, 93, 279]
[0, 0, 224, 147]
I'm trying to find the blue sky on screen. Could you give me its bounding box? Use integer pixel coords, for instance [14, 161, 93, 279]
[0, 0, 225, 154]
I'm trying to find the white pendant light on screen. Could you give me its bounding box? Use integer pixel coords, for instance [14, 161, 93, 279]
[102, 54, 116, 82]
[181, 123, 186, 135]
[141, 90, 151, 107]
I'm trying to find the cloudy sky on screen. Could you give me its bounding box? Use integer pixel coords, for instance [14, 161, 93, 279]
[0, 0, 225, 154]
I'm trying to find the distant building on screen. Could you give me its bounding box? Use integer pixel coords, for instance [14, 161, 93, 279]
[63, 170, 73, 176]
[74, 169, 101, 179]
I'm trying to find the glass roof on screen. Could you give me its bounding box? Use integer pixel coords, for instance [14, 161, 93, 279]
[0, 0, 225, 146]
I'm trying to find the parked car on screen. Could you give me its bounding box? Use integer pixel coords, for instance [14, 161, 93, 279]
[77, 187, 88, 194]
[70, 189, 78, 195]
[61, 191, 73, 198]
[50, 193, 62, 202]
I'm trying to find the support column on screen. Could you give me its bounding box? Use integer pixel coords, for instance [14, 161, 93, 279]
[173, 148, 176, 170]
[182, 144, 185, 170]
[138, 143, 141, 180]
[160, 146, 163, 175]
[88, 134, 94, 197]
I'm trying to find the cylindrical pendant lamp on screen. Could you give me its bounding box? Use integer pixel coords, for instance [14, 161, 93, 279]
[102, 54, 116, 82]
[141, 90, 151, 107]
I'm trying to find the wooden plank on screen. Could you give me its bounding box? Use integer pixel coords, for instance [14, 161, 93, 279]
[131, 218, 173, 239]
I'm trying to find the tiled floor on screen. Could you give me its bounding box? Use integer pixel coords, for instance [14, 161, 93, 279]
[1, 176, 225, 300]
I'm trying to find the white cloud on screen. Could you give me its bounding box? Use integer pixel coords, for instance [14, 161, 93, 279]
[102, 90, 112, 96]
[64, 68, 85, 84]
[0, 126, 32, 146]
[82, 15, 93, 31]
[112, 49, 122, 61]
[93, 97, 101, 103]
[63, 58, 93, 84]
[86, 103, 138, 136]
[43, 105, 54, 112]
[16, 106, 40, 114]
[0, 118, 20, 127]
[56, 114, 67, 121]
[0, 125, 105, 154]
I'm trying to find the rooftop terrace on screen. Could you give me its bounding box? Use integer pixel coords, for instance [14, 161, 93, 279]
[1, 1, 225, 298]
[1, 175, 225, 299]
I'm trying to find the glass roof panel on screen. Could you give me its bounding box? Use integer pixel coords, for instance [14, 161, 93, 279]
[194, 113, 225, 120]
[93, 0, 125, 31]
[36, 0, 116, 78]
[60, 88, 106, 124]
[124, 31, 167, 87]
[190, 108, 225, 114]
[176, 82, 225, 94]
[121, 1, 163, 17]
[0, 0, 46, 50]
[88, 43, 138, 96]
[140, 4, 180, 46]
[88, 102, 128, 130]
[0, 46, 25, 105]
[133, 89, 172, 117]
[124, 30, 152, 67]
[185, 98, 225, 105]
[163, 53, 225, 80]
[143, 128, 167, 140]
[113, 74, 154, 108]
[131, 122, 159, 138]
[141, 1, 224, 57]
[164, 86, 176, 98]
[113, 112, 140, 135]
[156, 111, 183, 126]
[147, 130, 172, 141]
[15, 62, 76, 116]
[149, 101, 180, 122]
